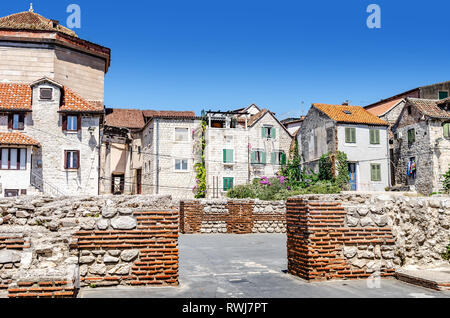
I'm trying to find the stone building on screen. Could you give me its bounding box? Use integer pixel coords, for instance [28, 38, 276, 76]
[101, 108, 200, 198]
[280, 117, 305, 135]
[205, 106, 293, 198]
[299, 103, 390, 191]
[0, 7, 111, 196]
[392, 97, 450, 194]
[0, 78, 103, 196]
[365, 80, 450, 186]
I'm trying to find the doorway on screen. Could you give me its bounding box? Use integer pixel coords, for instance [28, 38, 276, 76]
[348, 163, 357, 191]
[111, 174, 125, 195]
[136, 169, 142, 195]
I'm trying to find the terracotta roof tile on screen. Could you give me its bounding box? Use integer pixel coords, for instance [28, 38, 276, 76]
[0, 83, 32, 111]
[60, 88, 104, 113]
[142, 110, 196, 119]
[406, 98, 450, 119]
[313, 103, 389, 126]
[105, 108, 146, 129]
[0, 11, 77, 37]
[0, 132, 39, 146]
[248, 109, 269, 126]
[365, 98, 404, 117]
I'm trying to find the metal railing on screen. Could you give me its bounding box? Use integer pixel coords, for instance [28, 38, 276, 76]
[30, 171, 66, 196]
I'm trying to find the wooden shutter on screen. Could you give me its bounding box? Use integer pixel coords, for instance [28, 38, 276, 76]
[77, 115, 81, 131]
[369, 130, 374, 144]
[64, 151, 68, 169]
[223, 178, 228, 191]
[222, 149, 226, 163]
[271, 128, 276, 139]
[261, 127, 266, 138]
[351, 128, 356, 143]
[76, 150, 80, 169]
[7, 114, 12, 130]
[375, 130, 380, 144]
[281, 153, 287, 165]
[261, 152, 267, 164]
[271, 152, 276, 164]
[62, 115, 67, 131]
[345, 128, 351, 143]
[444, 124, 450, 138]
[250, 151, 256, 164]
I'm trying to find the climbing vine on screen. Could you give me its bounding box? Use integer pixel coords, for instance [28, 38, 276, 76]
[318, 151, 349, 189]
[443, 166, 450, 193]
[194, 118, 207, 198]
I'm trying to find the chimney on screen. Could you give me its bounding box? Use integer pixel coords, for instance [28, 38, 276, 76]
[342, 100, 349, 106]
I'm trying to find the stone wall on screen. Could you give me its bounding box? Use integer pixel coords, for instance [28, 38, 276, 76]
[287, 193, 450, 276]
[0, 195, 178, 298]
[287, 197, 396, 281]
[180, 199, 286, 234]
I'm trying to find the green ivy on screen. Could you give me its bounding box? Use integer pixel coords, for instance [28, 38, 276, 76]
[442, 243, 450, 261]
[194, 118, 207, 198]
[443, 166, 450, 193]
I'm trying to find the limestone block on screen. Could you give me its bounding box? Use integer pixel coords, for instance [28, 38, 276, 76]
[343, 246, 357, 259]
[0, 250, 21, 264]
[96, 218, 109, 230]
[111, 216, 137, 230]
[80, 218, 96, 230]
[120, 250, 139, 262]
[104, 255, 119, 264]
[346, 215, 359, 227]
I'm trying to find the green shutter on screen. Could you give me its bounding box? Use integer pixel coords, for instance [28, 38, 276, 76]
[443, 123, 450, 138]
[223, 149, 226, 163]
[251, 151, 256, 164]
[271, 128, 276, 139]
[351, 128, 356, 143]
[371, 164, 381, 181]
[370, 129, 380, 144]
[375, 130, 380, 144]
[345, 128, 351, 143]
[271, 152, 276, 164]
[261, 127, 266, 138]
[408, 129, 415, 143]
[281, 153, 287, 165]
[369, 130, 374, 144]
[223, 149, 233, 163]
[223, 177, 234, 191]
[439, 91, 449, 100]
[346, 128, 356, 143]
[261, 152, 266, 164]
[229, 149, 233, 163]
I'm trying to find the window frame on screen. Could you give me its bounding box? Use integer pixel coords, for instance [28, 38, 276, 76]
[369, 128, 380, 145]
[345, 127, 356, 144]
[64, 150, 80, 170]
[39, 88, 53, 100]
[251, 149, 266, 165]
[438, 91, 449, 100]
[9, 113, 25, 131]
[62, 114, 81, 132]
[223, 177, 234, 191]
[370, 163, 382, 182]
[262, 126, 276, 139]
[0, 148, 27, 171]
[222, 149, 234, 164]
[174, 158, 189, 172]
[174, 127, 189, 143]
[271, 151, 287, 165]
[407, 128, 415, 143]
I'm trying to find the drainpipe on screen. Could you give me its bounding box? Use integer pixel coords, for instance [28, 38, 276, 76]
[156, 118, 160, 194]
[387, 128, 392, 188]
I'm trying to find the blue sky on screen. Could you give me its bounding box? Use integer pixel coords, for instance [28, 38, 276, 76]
[2, 1, 450, 119]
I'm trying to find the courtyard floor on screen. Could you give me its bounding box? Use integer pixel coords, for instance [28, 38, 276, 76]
[79, 234, 450, 298]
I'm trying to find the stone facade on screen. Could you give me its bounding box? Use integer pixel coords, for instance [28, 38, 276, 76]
[392, 98, 450, 194]
[0, 79, 102, 197]
[179, 199, 286, 234]
[300, 105, 390, 191]
[205, 109, 293, 198]
[0, 195, 178, 297]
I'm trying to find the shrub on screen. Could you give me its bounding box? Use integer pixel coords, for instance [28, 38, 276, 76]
[442, 243, 450, 261]
[443, 166, 450, 193]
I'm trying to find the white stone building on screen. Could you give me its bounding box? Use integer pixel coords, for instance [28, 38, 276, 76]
[299, 103, 390, 192]
[205, 106, 293, 198]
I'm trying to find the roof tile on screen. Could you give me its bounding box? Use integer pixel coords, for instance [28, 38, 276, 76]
[313, 103, 389, 126]
[0, 83, 32, 111]
[0, 132, 39, 146]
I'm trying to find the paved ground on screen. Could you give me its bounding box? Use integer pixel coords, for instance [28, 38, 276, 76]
[79, 234, 450, 298]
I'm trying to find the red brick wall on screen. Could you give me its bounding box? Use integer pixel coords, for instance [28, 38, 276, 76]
[8, 280, 76, 298]
[287, 198, 395, 281]
[74, 210, 179, 287]
[180, 200, 285, 234]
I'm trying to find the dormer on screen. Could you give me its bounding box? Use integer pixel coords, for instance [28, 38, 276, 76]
[30, 77, 64, 104]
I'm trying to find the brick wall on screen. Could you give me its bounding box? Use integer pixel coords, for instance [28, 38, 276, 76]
[74, 210, 179, 287]
[286, 197, 396, 281]
[180, 199, 286, 234]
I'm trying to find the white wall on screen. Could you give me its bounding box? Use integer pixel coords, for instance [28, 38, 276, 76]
[0, 147, 33, 195]
[337, 124, 389, 191]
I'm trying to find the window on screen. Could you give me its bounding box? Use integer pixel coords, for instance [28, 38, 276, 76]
[40, 88, 52, 100]
[262, 126, 276, 139]
[326, 128, 334, 144]
[174, 159, 188, 171]
[4, 190, 19, 197]
[223, 177, 234, 191]
[8, 114, 25, 130]
[369, 129, 380, 144]
[251, 150, 266, 164]
[370, 164, 381, 182]
[64, 150, 80, 169]
[345, 127, 356, 143]
[0, 148, 26, 170]
[439, 91, 449, 100]
[408, 129, 415, 143]
[271, 151, 287, 165]
[443, 123, 450, 138]
[223, 149, 234, 164]
[62, 115, 80, 132]
[407, 106, 412, 115]
[175, 128, 189, 142]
